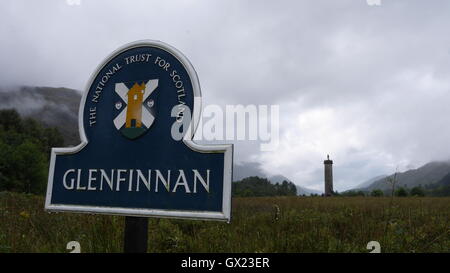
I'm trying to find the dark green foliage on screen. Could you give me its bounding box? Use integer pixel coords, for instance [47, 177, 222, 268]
[341, 190, 366, 197]
[232, 176, 297, 197]
[410, 186, 425, 197]
[370, 189, 384, 197]
[395, 187, 409, 197]
[274, 180, 297, 196]
[0, 109, 64, 194]
[429, 184, 450, 197]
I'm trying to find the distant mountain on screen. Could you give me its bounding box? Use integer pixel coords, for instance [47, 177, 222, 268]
[0, 86, 81, 145]
[234, 161, 321, 195]
[354, 175, 387, 189]
[361, 161, 450, 191]
[433, 172, 450, 188]
[268, 174, 322, 195]
[426, 172, 450, 196]
[233, 162, 262, 181]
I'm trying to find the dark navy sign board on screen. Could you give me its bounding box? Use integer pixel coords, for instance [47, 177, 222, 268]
[45, 40, 233, 221]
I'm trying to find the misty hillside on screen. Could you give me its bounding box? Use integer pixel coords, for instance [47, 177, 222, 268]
[425, 172, 450, 196]
[354, 175, 387, 189]
[362, 161, 450, 191]
[234, 161, 322, 195]
[0, 86, 81, 145]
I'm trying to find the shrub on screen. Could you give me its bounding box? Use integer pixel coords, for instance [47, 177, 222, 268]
[370, 189, 384, 197]
[395, 187, 408, 197]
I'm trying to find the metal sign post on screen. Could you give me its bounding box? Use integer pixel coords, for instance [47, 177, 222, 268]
[45, 40, 233, 252]
[124, 216, 148, 253]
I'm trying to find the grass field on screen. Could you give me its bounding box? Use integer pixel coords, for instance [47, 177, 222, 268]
[0, 191, 449, 253]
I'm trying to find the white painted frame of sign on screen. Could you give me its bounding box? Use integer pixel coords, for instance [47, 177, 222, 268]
[44, 40, 233, 222]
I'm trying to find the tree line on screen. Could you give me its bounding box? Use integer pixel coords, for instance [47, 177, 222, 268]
[337, 186, 426, 197]
[0, 109, 64, 194]
[232, 176, 297, 197]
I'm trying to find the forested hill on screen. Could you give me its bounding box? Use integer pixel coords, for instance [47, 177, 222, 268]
[427, 172, 450, 196]
[0, 109, 64, 194]
[0, 86, 81, 146]
[362, 161, 450, 191]
[232, 176, 297, 197]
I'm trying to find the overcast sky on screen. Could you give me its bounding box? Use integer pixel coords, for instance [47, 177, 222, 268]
[1, 0, 450, 191]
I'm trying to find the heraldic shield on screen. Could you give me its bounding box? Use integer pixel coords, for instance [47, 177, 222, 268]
[113, 79, 158, 139]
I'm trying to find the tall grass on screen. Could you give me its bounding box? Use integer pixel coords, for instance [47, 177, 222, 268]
[0, 191, 448, 253]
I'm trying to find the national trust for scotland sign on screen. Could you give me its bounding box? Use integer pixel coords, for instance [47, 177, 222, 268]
[45, 40, 233, 222]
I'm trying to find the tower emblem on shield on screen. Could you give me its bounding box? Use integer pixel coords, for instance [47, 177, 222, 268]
[113, 79, 159, 139]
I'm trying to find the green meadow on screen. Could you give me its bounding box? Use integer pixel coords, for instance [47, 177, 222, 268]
[0, 191, 448, 253]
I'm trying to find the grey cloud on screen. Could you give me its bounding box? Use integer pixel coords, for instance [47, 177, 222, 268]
[1, 0, 450, 190]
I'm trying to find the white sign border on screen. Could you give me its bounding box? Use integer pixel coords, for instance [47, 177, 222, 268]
[44, 40, 233, 222]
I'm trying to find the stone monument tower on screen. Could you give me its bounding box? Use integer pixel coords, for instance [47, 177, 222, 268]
[324, 154, 333, 196]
